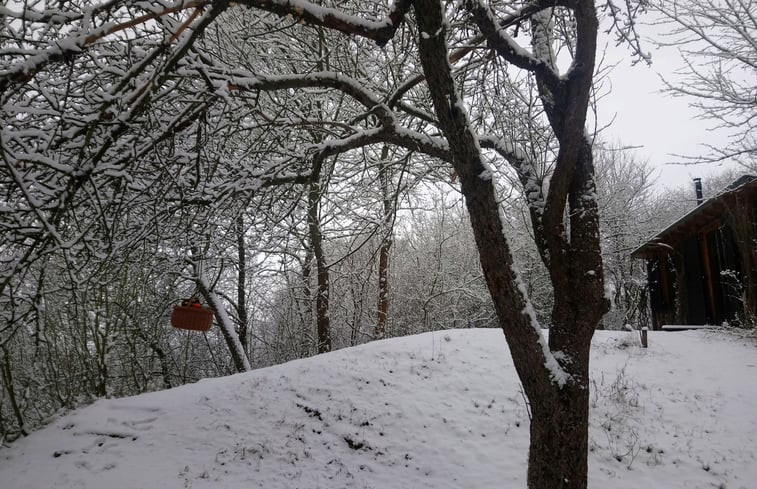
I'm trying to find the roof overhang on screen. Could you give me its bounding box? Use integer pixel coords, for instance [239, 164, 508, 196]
[631, 176, 757, 260]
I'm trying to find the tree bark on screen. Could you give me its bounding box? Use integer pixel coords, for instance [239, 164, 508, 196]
[375, 146, 393, 340]
[415, 2, 606, 488]
[1, 345, 28, 439]
[196, 276, 252, 373]
[308, 164, 331, 354]
[236, 214, 250, 357]
[527, 377, 591, 488]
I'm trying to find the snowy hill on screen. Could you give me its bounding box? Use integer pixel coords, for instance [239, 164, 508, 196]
[1, 329, 756, 489]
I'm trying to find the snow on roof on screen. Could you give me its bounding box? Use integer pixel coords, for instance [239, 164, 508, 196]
[631, 175, 757, 259]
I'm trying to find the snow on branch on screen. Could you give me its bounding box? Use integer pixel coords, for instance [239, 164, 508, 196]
[464, 0, 561, 87]
[0, 0, 212, 93]
[185, 64, 453, 162]
[233, 0, 412, 47]
[602, 0, 652, 65]
[0, 0, 124, 24]
[219, 71, 384, 112]
[478, 135, 546, 209]
[196, 273, 252, 372]
[477, 135, 531, 173]
[510, 264, 571, 387]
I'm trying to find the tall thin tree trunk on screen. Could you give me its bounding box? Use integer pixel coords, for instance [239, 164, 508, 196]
[307, 31, 332, 355]
[376, 242, 390, 339]
[196, 275, 251, 373]
[301, 247, 314, 334]
[308, 177, 331, 354]
[236, 214, 250, 357]
[1, 345, 28, 438]
[135, 329, 172, 389]
[375, 146, 393, 340]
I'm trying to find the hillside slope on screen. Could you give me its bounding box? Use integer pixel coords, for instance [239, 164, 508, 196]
[1, 329, 755, 489]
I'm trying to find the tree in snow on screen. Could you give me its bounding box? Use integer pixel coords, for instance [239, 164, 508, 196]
[0, 1, 657, 487]
[651, 0, 757, 168]
[389, 190, 496, 333]
[594, 141, 657, 328]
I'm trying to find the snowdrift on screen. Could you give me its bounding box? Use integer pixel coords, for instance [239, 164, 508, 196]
[1, 329, 755, 489]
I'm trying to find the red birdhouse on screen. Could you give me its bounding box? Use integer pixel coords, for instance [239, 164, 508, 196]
[171, 298, 213, 332]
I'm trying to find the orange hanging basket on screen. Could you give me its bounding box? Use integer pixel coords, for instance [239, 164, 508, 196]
[171, 303, 213, 332]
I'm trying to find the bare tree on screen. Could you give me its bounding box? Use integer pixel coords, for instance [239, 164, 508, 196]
[594, 141, 657, 328]
[0, 1, 642, 487]
[390, 191, 495, 333]
[652, 0, 757, 167]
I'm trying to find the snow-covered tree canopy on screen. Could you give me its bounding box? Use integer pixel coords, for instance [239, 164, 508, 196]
[1, 2, 654, 486]
[1, 0, 606, 340]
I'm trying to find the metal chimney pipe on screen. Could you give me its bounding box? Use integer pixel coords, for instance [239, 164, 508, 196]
[693, 178, 704, 205]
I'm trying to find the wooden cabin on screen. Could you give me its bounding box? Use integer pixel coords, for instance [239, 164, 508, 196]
[632, 175, 757, 329]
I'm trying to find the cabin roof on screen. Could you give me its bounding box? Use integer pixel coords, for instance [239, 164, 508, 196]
[631, 175, 757, 259]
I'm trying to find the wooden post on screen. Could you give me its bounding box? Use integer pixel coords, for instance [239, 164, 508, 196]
[640, 327, 648, 348]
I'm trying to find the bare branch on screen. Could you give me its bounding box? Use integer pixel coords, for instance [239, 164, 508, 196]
[233, 0, 412, 47]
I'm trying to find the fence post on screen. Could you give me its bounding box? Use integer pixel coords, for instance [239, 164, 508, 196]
[640, 327, 648, 348]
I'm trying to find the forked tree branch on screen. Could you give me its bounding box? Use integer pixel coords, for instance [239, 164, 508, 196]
[233, 0, 413, 47]
[1, 0, 212, 92]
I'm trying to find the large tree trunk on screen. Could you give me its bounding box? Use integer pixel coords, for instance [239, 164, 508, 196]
[415, 2, 605, 488]
[457, 161, 601, 489]
[528, 141, 605, 489]
[527, 378, 591, 488]
[459, 143, 598, 489]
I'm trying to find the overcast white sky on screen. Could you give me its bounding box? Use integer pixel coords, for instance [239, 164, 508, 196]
[594, 25, 740, 192]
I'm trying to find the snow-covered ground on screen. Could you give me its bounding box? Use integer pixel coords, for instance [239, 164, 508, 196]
[1, 329, 755, 489]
